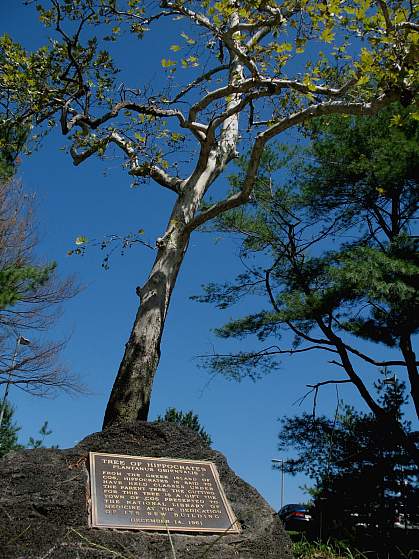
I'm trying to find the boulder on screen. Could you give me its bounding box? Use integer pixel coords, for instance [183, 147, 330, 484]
[0, 421, 293, 559]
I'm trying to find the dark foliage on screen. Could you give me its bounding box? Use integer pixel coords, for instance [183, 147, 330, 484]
[194, 105, 419, 463]
[156, 407, 212, 446]
[278, 376, 418, 538]
[0, 400, 22, 458]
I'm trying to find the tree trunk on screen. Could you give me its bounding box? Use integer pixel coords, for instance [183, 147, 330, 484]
[102, 28, 241, 428]
[102, 151, 223, 428]
[399, 334, 419, 421]
[102, 205, 190, 428]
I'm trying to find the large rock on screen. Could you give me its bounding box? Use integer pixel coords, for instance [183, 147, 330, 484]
[0, 421, 293, 559]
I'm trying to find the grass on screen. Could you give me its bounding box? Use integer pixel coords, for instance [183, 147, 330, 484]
[291, 534, 419, 559]
[292, 536, 368, 559]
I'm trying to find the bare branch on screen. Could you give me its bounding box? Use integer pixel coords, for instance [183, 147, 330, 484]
[62, 101, 191, 134]
[397, 21, 419, 31]
[293, 379, 350, 410]
[343, 343, 416, 368]
[186, 190, 245, 231]
[171, 65, 229, 103]
[70, 131, 183, 193]
[307, 379, 353, 389]
[105, 5, 170, 25]
[189, 76, 358, 122]
[130, 163, 184, 193]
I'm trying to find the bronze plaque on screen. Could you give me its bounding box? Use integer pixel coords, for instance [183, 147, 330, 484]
[89, 452, 240, 533]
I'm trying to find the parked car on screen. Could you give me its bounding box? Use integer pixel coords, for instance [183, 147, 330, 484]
[394, 512, 419, 531]
[278, 503, 313, 531]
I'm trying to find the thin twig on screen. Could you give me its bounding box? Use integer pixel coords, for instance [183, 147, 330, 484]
[197, 519, 240, 559]
[163, 519, 177, 559]
[6, 524, 31, 547]
[68, 528, 134, 559]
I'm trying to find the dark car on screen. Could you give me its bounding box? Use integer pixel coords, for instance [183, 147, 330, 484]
[278, 503, 313, 531]
[394, 512, 419, 531]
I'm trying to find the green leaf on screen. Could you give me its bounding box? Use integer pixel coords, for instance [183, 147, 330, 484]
[75, 236, 88, 246]
[161, 58, 176, 68]
[390, 114, 403, 127]
[321, 28, 335, 43]
[180, 32, 196, 45]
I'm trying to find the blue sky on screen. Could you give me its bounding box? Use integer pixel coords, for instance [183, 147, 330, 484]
[2, 1, 417, 511]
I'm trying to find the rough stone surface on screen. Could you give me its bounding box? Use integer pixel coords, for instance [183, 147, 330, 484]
[0, 421, 294, 559]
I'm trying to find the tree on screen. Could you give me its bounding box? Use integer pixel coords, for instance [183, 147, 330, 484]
[27, 420, 57, 449]
[0, 401, 22, 457]
[0, 177, 82, 404]
[1, 1, 417, 427]
[0, 62, 27, 183]
[0, 98, 81, 439]
[194, 105, 418, 463]
[296, 104, 419, 418]
[0, 124, 27, 182]
[277, 376, 418, 537]
[156, 407, 212, 445]
[0, 111, 82, 405]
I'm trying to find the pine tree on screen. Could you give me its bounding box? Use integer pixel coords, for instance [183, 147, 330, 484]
[194, 105, 418, 464]
[156, 408, 212, 446]
[277, 375, 418, 536]
[0, 401, 22, 458]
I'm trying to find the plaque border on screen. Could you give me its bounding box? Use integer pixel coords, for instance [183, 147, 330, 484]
[89, 451, 241, 534]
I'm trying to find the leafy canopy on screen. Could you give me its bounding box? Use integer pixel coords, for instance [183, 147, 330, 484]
[0, 0, 417, 186]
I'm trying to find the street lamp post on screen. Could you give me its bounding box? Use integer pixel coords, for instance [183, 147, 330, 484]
[272, 458, 286, 509]
[0, 336, 31, 431]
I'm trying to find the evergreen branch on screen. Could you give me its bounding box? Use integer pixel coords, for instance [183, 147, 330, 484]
[343, 343, 417, 368]
[399, 334, 419, 420]
[199, 344, 338, 360]
[317, 320, 388, 418]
